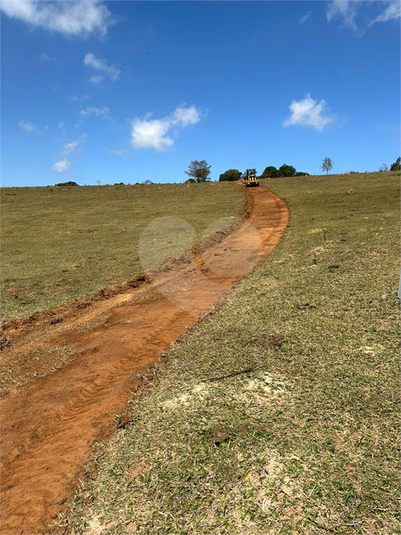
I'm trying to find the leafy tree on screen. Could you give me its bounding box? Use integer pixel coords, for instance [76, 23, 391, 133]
[278, 164, 296, 177]
[262, 166, 280, 178]
[321, 157, 333, 175]
[390, 157, 401, 171]
[55, 181, 79, 187]
[185, 160, 211, 183]
[219, 169, 241, 182]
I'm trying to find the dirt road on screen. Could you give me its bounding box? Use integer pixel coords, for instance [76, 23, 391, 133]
[0, 185, 289, 535]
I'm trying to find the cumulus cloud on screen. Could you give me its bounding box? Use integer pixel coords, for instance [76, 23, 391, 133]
[52, 159, 71, 173]
[130, 105, 202, 151]
[171, 105, 201, 126]
[299, 11, 312, 24]
[18, 120, 38, 132]
[327, 0, 401, 31]
[0, 0, 113, 37]
[79, 106, 109, 117]
[283, 95, 334, 131]
[84, 53, 120, 83]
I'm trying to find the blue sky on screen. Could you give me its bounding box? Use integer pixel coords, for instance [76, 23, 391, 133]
[1, 0, 400, 186]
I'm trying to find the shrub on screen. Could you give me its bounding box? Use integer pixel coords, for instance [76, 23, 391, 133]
[219, 169, 241, 182]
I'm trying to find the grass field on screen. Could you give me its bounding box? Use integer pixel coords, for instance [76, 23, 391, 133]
[1, 182, 243, 319]
[61, 171, 400, 535]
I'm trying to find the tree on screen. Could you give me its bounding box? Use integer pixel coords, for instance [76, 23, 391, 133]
[219, 169, 241, 182]
[278, 164, 296, 177]
[185, 160, 211, 183]
[379, 164, 389, 172]
[294, 171, 309, 177]
[262, 166, 280, 178]
[390, 157, 401, 171]
[55, 181, 79, 187]
[321, 157, 333, 175]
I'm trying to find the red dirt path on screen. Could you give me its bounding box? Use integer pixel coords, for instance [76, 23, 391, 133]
[1, 185, 289, 535]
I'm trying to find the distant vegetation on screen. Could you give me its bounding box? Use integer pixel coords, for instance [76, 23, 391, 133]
[261, 164, 309, 178]
[219, 169, 242, 182]
[321, 156, 334, 175]
[185, 160, 212, 183]
[218, 165, 309, 181]
[390, 157, 401, 171]
[55, 181, 79, 187]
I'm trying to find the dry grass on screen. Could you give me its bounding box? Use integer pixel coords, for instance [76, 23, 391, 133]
[1, 182, 242, 318]
[58, 171, 399, 534]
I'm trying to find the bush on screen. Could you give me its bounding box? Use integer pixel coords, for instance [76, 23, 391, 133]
[390, 157, 401, 171]
[219, 169, 241, 182]
[278, 164, 296, 177]
[261, 166, 279, 178]
[55, 181, 79, 187]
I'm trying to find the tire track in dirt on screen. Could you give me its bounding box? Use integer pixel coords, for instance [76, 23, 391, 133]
[0, 185, 289, 535]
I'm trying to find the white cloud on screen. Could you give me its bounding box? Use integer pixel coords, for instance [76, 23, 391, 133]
[71, 94, 90, 103]
[79, 106, 110, 117]
[172, 105, 202, 127]
[61, 140, 79, 156]
[39, 53, 50, 61]
[327, 0, 401, 31]
[58, 121, 66, 135]
[52, 159, 71, 173]
[283, 95, 334, 131]
[327, 0, 359, 30]
[130, 104, 203, 152]
[18, 120, 38, 132]
[370, 0, 401, 24]
[84, 53, 120, 82]
[131, 116, 173, 152]
[0, 0, 113, 37]
[88, 75, 103, 85]
[299, 11, 312, 24]
[109, 149, 124, 156]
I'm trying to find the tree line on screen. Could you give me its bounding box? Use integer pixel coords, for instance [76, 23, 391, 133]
[219, 164, 309, 181]
[185, 156, 400, 184]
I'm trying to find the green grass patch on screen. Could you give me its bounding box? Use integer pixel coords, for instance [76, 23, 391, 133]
[62, 171, 400, 534]
[1, 183, 242, 319]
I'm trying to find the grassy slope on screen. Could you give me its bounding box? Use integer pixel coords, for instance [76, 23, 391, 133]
[1, 183, 242, 319]
[63, 171, 399, 534]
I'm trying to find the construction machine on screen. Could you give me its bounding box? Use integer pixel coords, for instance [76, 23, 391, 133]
[245, 169, 259, 187]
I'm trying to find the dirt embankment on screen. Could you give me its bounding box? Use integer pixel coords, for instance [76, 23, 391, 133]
[0, 185, 289, 535]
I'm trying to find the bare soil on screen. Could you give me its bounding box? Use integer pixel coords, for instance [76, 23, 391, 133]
[0, 185, 289, 535]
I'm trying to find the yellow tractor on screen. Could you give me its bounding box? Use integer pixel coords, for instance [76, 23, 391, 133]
[245, 168, 259, 187]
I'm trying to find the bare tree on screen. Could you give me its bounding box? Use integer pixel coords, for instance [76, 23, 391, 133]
[321, 157, 333, 175]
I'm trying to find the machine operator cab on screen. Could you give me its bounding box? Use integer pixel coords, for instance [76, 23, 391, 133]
[245, 169, 259, 187]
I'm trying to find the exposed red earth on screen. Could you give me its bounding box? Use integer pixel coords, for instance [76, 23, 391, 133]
[1, 185, 289, 535]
